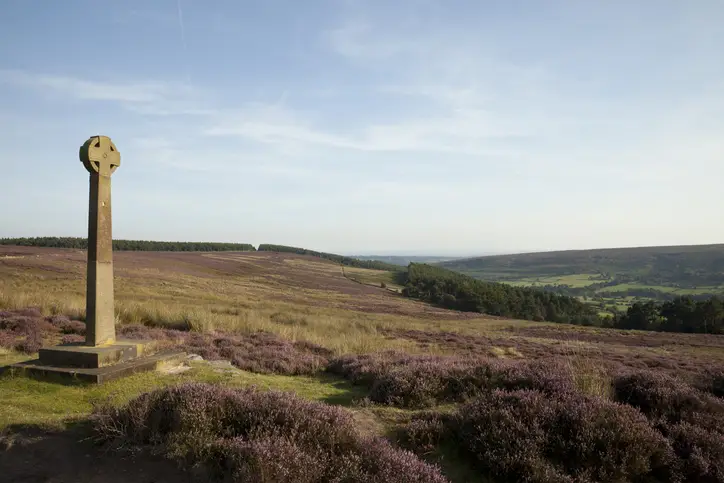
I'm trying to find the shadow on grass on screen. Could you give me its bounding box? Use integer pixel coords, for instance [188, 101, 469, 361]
[424, 443, 491, 483]
[0, 420, 207, 483]
[314, 373, 369, 406]
[0, 363, 95, 388]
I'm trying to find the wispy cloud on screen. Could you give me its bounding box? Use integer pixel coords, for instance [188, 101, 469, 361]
[0, 69, 176, 102]
[319, 7, 724, 181]
[0, 69, 202, 117]
[3, 5, 722, 189]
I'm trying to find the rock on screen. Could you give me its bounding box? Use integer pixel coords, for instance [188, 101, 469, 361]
[156, 361, 192, 375]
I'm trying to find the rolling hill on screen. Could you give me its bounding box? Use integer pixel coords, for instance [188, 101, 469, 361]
[438, 244, 724, 310]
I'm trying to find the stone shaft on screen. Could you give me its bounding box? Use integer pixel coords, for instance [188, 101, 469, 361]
[86, 170, 115, 346]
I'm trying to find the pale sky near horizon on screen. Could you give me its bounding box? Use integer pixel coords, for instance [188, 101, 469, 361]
[1, 1, 723, 256]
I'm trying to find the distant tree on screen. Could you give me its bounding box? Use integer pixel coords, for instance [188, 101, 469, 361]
[659, 296, 697, 332]
[0, 237, 256, 252]
[615, 302, 661, 331]
[400, 263, 602, 325]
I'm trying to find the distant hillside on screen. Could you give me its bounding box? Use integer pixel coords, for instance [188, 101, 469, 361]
[256, 244, 403, 271]
[352, 255, 462, 266]
[440, 244, 724, 286]
[439, 244, 724, 311]
[0, 237, 256, 252]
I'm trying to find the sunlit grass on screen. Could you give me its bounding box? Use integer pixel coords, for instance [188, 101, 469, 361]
[0, 257, 508, 356]
[0, 362, 367, 430]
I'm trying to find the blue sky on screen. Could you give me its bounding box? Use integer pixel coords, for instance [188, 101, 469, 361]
[1, 0, 723, 256]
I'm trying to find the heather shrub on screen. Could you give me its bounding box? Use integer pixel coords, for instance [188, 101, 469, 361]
[667, 422, 724, 482]
[328, 352, 575, 408]
[613, 370, 724, 427]
[206, 435, 327, 481]
[326, 351, 421, 385]
[697, 367, 724, 399]
[61, 334, 85, 344]
[368, 360, 471, 408]
[183, 331, 333, 375]
[119, 324, 188, 341]
[0, 307, 86, 353]
[93, 383, 447, 483]
[13, 332, 43, 353]
[119, 325, 332, 376]
[48, 314, 86, 335]
[388, 327, 724, 382]
[491, 358, 575, 395]
[10, 307, 43, 318]
[400, 412, 450, 454]
[429, 389, 677, 483]
[613, 371, 724, 481]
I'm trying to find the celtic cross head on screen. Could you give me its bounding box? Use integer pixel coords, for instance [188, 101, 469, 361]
[79, 135, 121, 175]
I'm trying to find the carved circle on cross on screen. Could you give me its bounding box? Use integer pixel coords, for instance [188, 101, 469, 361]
[79, 135, 121, 175]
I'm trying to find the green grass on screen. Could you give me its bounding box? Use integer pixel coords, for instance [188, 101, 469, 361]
[597, 283, 677, 293]
[670, 286, 724, 295]
[0, 348, 32, 366]
[0, 361, 366, 430]
[502, 273, 604, 288]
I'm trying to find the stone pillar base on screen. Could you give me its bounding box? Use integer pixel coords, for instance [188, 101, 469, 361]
[4, 340, 185, 384]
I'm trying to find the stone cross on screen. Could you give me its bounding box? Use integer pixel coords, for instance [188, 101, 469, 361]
[79, 135, 121, 346]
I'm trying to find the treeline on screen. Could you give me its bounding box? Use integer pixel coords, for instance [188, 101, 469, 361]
[0, 237, 404, 270]
[257, 244, 402, 271]
[401, 263, 602, 325]
[0, 237, 256, 252]
[615, 296, 724, 334]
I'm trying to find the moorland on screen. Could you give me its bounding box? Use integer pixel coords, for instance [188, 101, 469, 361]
[2, 240, 724, 482]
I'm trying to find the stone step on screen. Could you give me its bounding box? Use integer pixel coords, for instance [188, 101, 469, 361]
[38, 339, 159, 369]
[5, 350, 187, 384]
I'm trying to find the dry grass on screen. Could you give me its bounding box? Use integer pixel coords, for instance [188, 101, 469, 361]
[0, 247, 497, 355]
[3, 246, 723, 376]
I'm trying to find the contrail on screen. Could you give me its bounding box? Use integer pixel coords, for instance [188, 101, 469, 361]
[176, 0, 191, 84]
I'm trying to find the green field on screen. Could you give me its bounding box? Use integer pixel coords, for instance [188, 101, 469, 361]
[438, 244, 724, 312]
[501, 273, 604, 288]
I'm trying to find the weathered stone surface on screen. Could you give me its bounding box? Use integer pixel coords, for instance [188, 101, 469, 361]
[5, 350, 186, 384]
[38, 340, 159, 368]
[79, 135, 120, 347]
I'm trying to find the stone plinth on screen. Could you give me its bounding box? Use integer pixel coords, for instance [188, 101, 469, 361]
[38, 340, 158, 368]
[6, 350, 186, 384]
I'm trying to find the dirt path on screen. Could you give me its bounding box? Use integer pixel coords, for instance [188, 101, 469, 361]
[0, 425, 211, 483]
